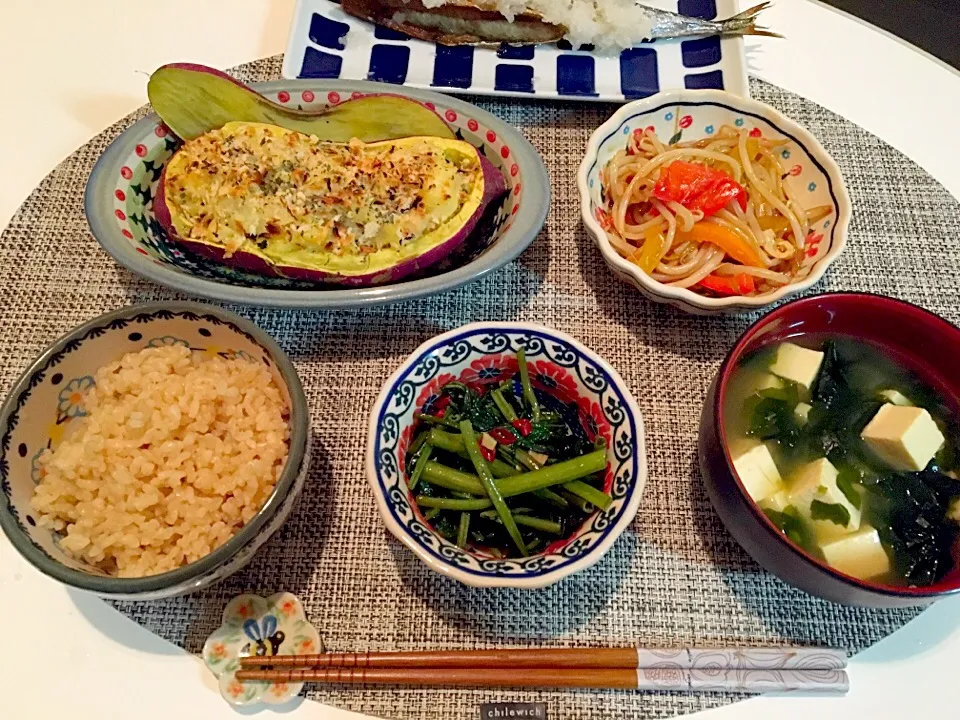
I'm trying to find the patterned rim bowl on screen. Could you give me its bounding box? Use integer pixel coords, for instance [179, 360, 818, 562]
[0, 302, 310, 600]
[578, 89, 852, 315]
[84, 79, 548, 309]
[365, 322, 647, 588]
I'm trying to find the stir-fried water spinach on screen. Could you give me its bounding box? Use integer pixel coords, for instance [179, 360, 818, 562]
[406, 350, 610, 558]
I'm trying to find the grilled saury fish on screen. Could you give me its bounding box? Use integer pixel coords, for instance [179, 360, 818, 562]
[341, 0, 778, 49]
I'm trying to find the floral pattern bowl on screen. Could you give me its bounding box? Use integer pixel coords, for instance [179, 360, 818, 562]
[366, 322, 647, 588]
[203, 592, 322, 706]
[0, 302, 310, 600]
[578, 89, 852, 315]
[84, 79, 548, 309]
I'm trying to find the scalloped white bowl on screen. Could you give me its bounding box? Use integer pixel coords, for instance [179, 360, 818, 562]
[365, 322, 646, 588]
[578, 89, 852, 315]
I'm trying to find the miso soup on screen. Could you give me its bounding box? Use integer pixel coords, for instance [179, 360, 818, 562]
[723, 335, 960, 587]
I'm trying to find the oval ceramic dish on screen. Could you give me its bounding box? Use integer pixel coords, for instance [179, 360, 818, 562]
[578, 89, 852, 315]
[699, 293, 960, 607]
[0, 303, 310, 600]
[85, 80, 548, 308]
[366, 322, 647, 588]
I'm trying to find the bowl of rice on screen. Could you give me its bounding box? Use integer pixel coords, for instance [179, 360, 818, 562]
[0, 302, 309, 600]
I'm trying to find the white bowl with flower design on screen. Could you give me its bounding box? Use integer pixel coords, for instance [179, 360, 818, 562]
[366, 322, 647, 588]
[203, 592, 322, 706]
[578, 89, 852, 315]
[0, 303, 311, 600]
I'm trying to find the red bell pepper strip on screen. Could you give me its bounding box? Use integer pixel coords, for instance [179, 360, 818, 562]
[653, 161, 748, 217]
[511, 418, 532, 437]
[489, 427, 518, 446]
[478, 443, 496, 463]
[698, 273, 757, 296]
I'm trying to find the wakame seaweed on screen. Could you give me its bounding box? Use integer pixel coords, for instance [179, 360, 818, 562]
[764, 506, 817, 555]
[810, 499, 852, 528]
[748, 396, 801, 444]
[868, 471, 960, 586]
[835, 468, 863, 510]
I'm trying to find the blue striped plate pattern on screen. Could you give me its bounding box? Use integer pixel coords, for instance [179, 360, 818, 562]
[282, 0, 750, 101]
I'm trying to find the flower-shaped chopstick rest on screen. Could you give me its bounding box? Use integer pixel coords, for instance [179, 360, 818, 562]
[203, 592, 322, 706]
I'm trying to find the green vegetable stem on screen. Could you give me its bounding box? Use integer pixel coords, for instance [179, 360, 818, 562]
[517, 348, 541, 422]
[408, 444, 433, 491]
[427, 428, 519, 478]
[457, 512, 471, 548]
[421, 449, 607, 498]
[460, 420, 528, 556]
[479, 511, 563, 535]
[416, 496, 493, 511]
[562, 480, 613, 511]
[491, 388, 519, 422]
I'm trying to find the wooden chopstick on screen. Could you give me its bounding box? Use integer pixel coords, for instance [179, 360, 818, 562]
[236, 667, 637, 688]
[239, 646, 847, 671]
[240, 647, 638, 669]
[233, 666, 850, 694]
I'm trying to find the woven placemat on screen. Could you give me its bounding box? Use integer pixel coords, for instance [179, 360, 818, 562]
[4, 54, 959, 720]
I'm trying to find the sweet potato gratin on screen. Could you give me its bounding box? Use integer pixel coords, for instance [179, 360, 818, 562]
[156, 121, 503, 284]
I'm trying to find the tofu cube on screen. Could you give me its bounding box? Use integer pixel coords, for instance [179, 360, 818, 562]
[762, 489, 791, 513]
[821, 525, 891, 580]
[769, 342, 824, 391]
[814, 513, 860, 543]
[786, 458, 861, 532]
[732, 442, 783, 503]
[735, 370, 783, 400]
[878, 389, 912, 407]
[948, 497, 960, 524]
[754, 372, 785, 393]
[794, 402, 812, 426]
[861, 404, 945, 471]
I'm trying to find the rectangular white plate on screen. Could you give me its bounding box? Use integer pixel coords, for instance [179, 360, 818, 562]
[282, 0, 750, 102]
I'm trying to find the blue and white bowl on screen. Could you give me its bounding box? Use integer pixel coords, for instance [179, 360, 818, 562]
[578, 89, 852, 314]
[366, 322, 647, 588]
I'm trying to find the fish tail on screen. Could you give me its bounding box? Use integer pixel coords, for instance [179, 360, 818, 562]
[718, 2, 783, 38]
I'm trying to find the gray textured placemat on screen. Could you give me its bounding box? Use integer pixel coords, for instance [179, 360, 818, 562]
[3, 55, 959, 720]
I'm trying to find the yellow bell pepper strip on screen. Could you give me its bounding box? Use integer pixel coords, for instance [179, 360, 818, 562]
[758, 207, 832, 235]
[653, 161, 748, 217]
[629, 225, 670, 274]
[698, 273, 756, 296]
[757, 215, 790, 234]
[678, 222, 765, 268]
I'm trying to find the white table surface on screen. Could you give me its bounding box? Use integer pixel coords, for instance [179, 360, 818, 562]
[2, 2, 959, 718]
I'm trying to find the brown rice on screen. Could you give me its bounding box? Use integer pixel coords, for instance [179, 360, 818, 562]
[30, 345, 290, 578]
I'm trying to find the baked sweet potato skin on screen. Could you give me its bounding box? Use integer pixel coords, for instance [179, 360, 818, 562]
[148, 63, 455, 142]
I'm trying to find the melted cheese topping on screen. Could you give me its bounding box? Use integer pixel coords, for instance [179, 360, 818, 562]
[163, 123, 482, 262]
